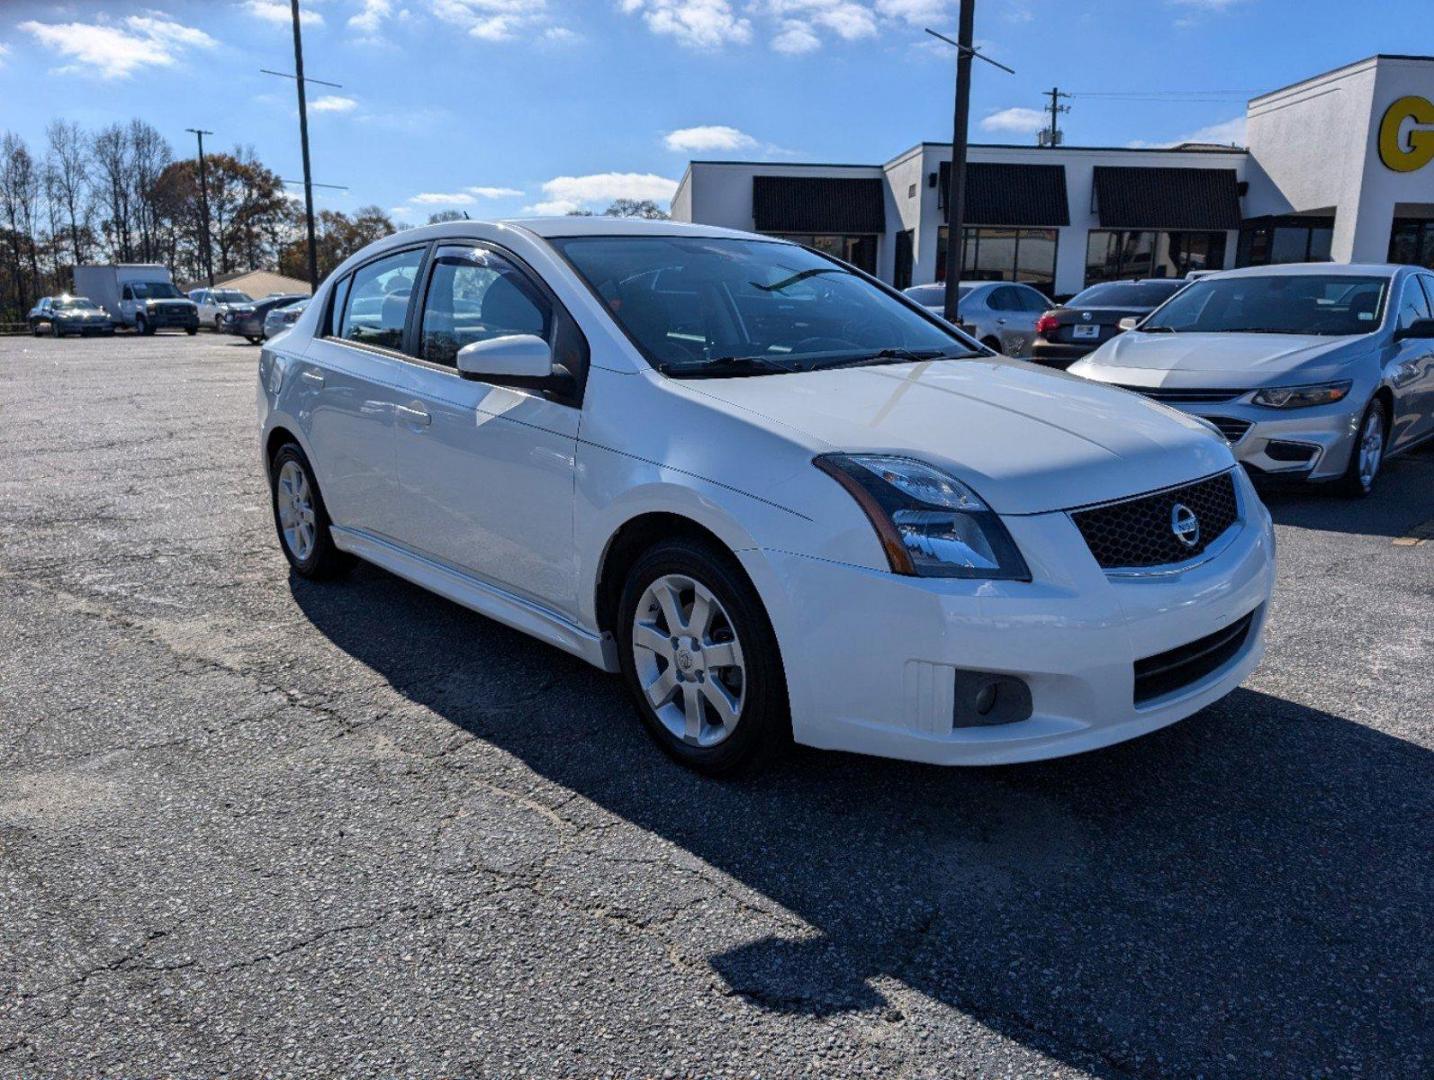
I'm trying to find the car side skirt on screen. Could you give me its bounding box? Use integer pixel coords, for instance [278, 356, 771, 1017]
[331, 526, 620, 673]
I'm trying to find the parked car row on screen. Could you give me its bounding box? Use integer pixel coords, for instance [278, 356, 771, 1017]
[906, 262, 1434, 497]
[219, 294, 310, 344]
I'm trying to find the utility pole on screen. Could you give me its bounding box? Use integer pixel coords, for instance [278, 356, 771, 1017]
[1041, 87, 1071, 147]
[186, 128, 215, 287]
[290, 0, 318, 290]
[938, 1, 976, 325]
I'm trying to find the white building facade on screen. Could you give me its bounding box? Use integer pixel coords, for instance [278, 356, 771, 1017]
[672, 54, 1434, 299]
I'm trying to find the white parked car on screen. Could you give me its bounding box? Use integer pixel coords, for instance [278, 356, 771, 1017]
[189, 287, 255, 331]
[903, 280, 1051, 357]
[258, 219, 1275, 772]
[1071, 264, 1434, 495]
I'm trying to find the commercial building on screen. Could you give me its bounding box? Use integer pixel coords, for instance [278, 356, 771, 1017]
[671, 54, 1434, 298]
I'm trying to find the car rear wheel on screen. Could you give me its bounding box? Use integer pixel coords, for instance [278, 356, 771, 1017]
[213, 315, 223, 332]
[185, 326, 197, 336]
[246, 335, 263, 345]
[50, 322, 63, 338]
[31, 320, 43, 337]
[1337, 398, 1388, 498]
[617, 539, 788, 774]
[269, 444, 351, 579]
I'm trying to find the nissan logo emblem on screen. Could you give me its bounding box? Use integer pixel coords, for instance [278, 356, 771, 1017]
[1171, 503, 1200, 549]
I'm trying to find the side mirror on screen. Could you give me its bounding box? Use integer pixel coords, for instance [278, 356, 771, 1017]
[456, 334, 554, 380]
[1393, 317, 1434, 342]
[1117, 316, 1141, 332]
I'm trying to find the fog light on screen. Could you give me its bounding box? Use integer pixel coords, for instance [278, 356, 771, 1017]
[1265, 441, 1318, 463]
[953, 672, 1033, 728]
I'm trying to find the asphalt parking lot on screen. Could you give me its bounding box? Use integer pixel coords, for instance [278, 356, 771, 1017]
[1, 332, 1430, 1079]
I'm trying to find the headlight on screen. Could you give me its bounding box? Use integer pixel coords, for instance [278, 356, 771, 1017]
[1250, 380, 1351, 408]
[814, 455, 1030, 580]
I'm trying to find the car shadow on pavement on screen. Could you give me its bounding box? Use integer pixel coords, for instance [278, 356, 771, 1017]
[291, 568, 1431, 1078]
[1258, 441, 1434, 538]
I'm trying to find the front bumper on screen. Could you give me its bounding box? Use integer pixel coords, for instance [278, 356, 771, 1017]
[141, 307, 199, 329]
[1174, 398, 1363, 482]
[740, 469, 1275, 766]
[56, 318, 114, 334]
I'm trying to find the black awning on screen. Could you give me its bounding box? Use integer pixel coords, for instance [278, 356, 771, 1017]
[939, 161, 1070, 227]
[1092, 166, 1241, 230]
[752, 176, 885, 234]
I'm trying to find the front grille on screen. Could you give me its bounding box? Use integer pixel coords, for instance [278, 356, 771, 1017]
[1206, 416, 1252, 443]
[1134, 609, 1256, 705]
[1117, 385, 1245, 404]
[1071, 471, 1239, 569]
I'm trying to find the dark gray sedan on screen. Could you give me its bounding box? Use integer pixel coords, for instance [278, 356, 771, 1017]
[28, 295, 115, 337]
[227, 294, 309, 344]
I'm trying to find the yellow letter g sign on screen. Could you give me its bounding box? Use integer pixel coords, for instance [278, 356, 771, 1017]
[1379, 95, 1434, 173]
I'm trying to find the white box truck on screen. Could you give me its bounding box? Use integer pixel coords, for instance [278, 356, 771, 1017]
[72, 264, 199, 335]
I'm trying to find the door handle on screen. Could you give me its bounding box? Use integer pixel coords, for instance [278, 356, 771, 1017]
[395, 402, 431, 427]
[301, 369, 325, 387]
[996, 318, 1007, 325]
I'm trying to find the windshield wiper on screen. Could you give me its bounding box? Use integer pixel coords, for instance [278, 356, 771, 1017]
[1141, 325, 1177, 333]
[813, 347, 968, 371]
[654, 355, 801, 379]
[750, 268, 844, 293]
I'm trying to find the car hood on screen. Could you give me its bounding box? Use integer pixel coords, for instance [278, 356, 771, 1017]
[1070, 330, 1371, 387]
[682, 358, 1231, 516]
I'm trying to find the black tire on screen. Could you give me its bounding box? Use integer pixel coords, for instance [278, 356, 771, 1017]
[981, 336, 1002, 354]
[50, 322, 63, 338]
[616, 538, 789, 774]
[213, 315, 223, 332]
[136, 315, 152, 336]
[30, 320, 43, 337]
[246, 335, 262, 345]
[268, 443, 352, 579]
[1336, 397, 1389, 498]
[185, 326, 198, 336]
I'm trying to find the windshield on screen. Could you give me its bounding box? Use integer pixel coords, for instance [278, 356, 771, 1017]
[56, 296, 96, 309]
[1068, 281, 1185, 308]
[130, 282, 181, 300]
[216, 290, 251, 303]
[1142, 274, 1389, 336]
[551, 236, 974, 376]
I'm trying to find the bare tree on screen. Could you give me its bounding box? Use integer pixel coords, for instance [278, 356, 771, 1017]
[0, 132, 43, 309]
[45, 120, 92, 267]
[91, 124, 133, 261]
[128, 120, 172, 263]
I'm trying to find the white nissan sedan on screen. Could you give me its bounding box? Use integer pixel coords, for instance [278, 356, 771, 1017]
[258, 219, 1275, 773]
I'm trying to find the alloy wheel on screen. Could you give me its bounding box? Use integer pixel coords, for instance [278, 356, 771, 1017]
[275, 460, 318, 562]
[631, 573, 746, 748]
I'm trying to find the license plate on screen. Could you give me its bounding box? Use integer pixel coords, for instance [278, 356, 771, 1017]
[1073, 323, 1101, 340]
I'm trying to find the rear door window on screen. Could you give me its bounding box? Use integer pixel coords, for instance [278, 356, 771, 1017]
[336, 247, 424, 350]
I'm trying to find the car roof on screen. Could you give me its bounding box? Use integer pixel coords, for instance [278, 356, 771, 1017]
[391, 217, 777, 243]
[1210, 262, 1406, 279]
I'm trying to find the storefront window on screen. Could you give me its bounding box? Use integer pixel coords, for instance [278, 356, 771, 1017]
[1389, 219, 1434, 270]
[1236, 217, 1335, 267]
[1084, 230, 1226, 286]
[770, 233, 878, 275]
[936, 226, 1058, 295]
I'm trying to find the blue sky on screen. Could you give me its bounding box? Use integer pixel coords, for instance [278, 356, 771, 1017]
[4, 1, 1428, 221]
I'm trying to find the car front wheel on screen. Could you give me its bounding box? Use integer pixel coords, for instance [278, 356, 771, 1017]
[1337, 398, 1388, 498]
[617, 539, 788, 774]
[269, 444, 351, 579]
[136, 315, 152, 335]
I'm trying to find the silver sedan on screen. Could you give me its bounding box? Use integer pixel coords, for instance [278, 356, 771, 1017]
[903, 280, 1052, 358]
[1070, 263, 1434, 497]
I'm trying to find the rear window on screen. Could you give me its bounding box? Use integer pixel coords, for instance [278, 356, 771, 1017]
[1069, 281, 1185, 308]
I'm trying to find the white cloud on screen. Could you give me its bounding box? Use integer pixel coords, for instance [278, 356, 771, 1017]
[1127, 115, 1248, 149]
[411, 191, 478, 204]
[433, 0, 560, 41]
[771, 19, 820, 53]
[310, 95, 358, 112]
[618, 1, 753, 48]
[0, 43, 10, 67]
[243, 0, 325, 27]
[524, 172, 679, 215]
[19, 14, 216, 79]
[348, 0, 394, 36]
[663, 125, 758, 152]
[980, 106, 1047, 135]
[467, 186, 525, 197]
